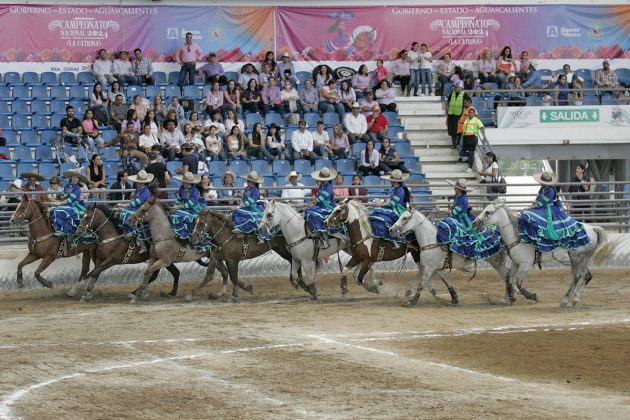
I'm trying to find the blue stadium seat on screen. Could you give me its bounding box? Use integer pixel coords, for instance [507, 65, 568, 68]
[363, 175, 382, 187]
[14, 147, 34, 162]
[382, 111, 398, 126]
[230, 159, 249, 176]
[525, 96, 541, 106]
[0, 162, 15, 178]
[261, 175, 274, 188]
[23, 72, 42, 86]
[11, 100, 30, 114]
[60, 162, 77, 174]
[165, 160, 180, 175]
[284, 127, 296, 142]
[245, 112, 263, 129]
[168, 72, 180, 85]
[35, 145, 55, 162]
[104, 161, 121, 176]
[616, 68, 630, 84]
[126, 85, 143, 99]
[182, 85, 200, 99]
[12, 114, 31, 130]
[201, 84, 213, 98]
[0, 115, 11, 128]
[17, 162, 35, 175]
[301, 175, 315, 187]
[3, 72, 21, 85]
[401, 157, 420, 173]
[251, 159, 270, 175]
[31, 86, 50, 100]
[323, 112, 339, 126]
[51, 86, 69, 100]
[0, 101, 10, 114]
[20, 129, 38, 146]
[207, 160, 227, 176]
[50, 100, 68, 115]
[395, 141, 412, 158]
[335, 158, 355, 174]
[152, 71, 167, 85]
[145, 85, 162, 99]
[77, 72, 94, 85]
[303, 112, 320, 128]
[12, 86, 33, 101]
[59, 72, 78, 86]
[224, 71, 239, 82]
[38, 162, 57, 178]
[41, 72, 57, 86]
[39, 129, 58, 143]
[575, 69, 593, 83]
[407, 174, 425, 186]
[0, 86, 12, 101]
[31, 100, 50, 115]
[386, 126, 404, 141]
[296, 71, 311, 85]
[69, 100, 86, 114]
[70, 86, 88, 100]
[233, 177, 246, 188]
[2, 130, 18, 146]
[0, 146, 11, 160]
[272, 159, 291, 176]
[601, 96, 619, 105]
[102, 147, 119, 161]
[101, 129, 118, 142]
[163, 85, 181, 99]
[314, 159, 332, 171]
[351, 143, 364, 158]
[31, 114, 49, 130]
[293, 159, 312, 175]
[583, 96, 599, 106]
[265, 112, 283, 128]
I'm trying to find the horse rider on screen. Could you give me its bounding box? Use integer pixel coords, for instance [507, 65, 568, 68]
[304, 167, 336, 248]
[231, 170, 266, 239]
[170, 171, 205, 241]
[518, 171, 590, 252]
[49, 169, 89, 246]
[115, 169, 154, 254]
[20, 171, 48, 203]
[369, 169, 411, 247]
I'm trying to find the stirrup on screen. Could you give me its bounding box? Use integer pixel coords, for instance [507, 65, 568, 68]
[53, 231, 65, 237]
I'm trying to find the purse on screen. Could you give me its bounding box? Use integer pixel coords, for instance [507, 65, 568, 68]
[492, 169, 507, 194]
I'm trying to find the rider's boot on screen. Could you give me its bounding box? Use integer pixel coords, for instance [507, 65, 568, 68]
[392, 241, 400, 249]
[137, 238, 148, 254]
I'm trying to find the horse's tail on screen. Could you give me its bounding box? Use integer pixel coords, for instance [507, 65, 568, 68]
[591, 226, 617, 265]
[313, 246, 321, 273]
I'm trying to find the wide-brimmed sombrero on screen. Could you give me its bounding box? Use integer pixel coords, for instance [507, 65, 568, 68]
[62, 168, 89, 184]
[446, 178, 472, 192]
[380, 169, 409, 183]
[532, 172, 558, 186]
[174, 171, 202, 184]
[311, 167, 337, 182]
[285, 170, 303, 183]
[20, 171, 45, 181]
[241, 170, 264, 184]
[128, 170, 155, 184]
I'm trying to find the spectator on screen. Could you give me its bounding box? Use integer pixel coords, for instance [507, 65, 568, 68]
[344, 102, 369, 144]
[391, 49, 411, 96]
[554, 74, 570, 106]
[121, 109, 141, 134]
[291, 120, 316, 163]
[167, 97, 186, 127]
[266, 123, 286, 161]
[186, 111, 203, 134]
[238, 63, 257, 90]
[222, 80, 241, 117]
[375, 80, 397, 112]
[108, 80, 125, 104]
[132, 48, 154, 85]
[281, 171, 309, 206]
[104, 121, 147, 173]
[516, 51, 534, 81]
[139, 123, 160, 154]
[144, 109, 162, 137]
[555, 64, 580, 87]
[145, 153, 169, 199]
[129, 94, 148, 121]
[225, 125, 246, 163]
[541, 91, 553, 106]
[408, 42, 421, 97]
[418, 43, 434, 96]
[85, 153, 107, 200]
[619, 83, 630, 105]
[359, 139, 380, 176]
[220, 171, 238, 206]
[568, 162, 591, 220]
[450, 66, 464, 86]
[315, 65, 334, 89]
[109, 171, 132, 201]
[460, 108, 486, 172]
[436, 52, 455, 92]
[89, 82, 109, 122]
[347, 175, 368, 202]
[60, 105, 84, 145]
[596, 60, 620, 97]
[109, 94, 128, 132]
[258, 62, 273, 88]
[445, 81, 470, 149]
[0, 179, 22, 212]
[261, 77, 283, 115]
[456, 97, 475, 159]
[330, 123, 350, 159]
[46, 176, 64, 202]
[366, 106, 388, 142]
[199, 52, 227, 85]
[263, 51, 278, 76]
[278, 52, 296, 83]
[506, 76, 526, 106]
[204, 81, 223, 118]
[281, 68, 298, 90]
[203, 111, 226, 138]
[224, 109, 244, 133]
[311, 121, 330, 159]
[571, 79, 584, 106]
[477, 48, 497, 85]
[160, 118, 185, 161]
[92, 48, 116, 87]
[20, 172, 47, 202]
[199, 175, 218, 205]
[153, 95, 168, 124]
[176, 144, 199, 174]
[339, 80, 357, 112]
[352, 64, 373, 100]
[248, 122, 274, 163]
[204, 125, 225, 161]
[333, 174, 349, 201]
[360, 90, 379, 116]
[241, 78, 263, 116]
[299, 78, 319, 113]
[281, 79, 300, 115]
[379, 138, 408, 174]
[82, 109, 105, 151]
[374, 59, 389, 85]
[496, 46, 514, 89]
[175, 32, 203, 87]
[183, 123, 205, 158]
[478, 152, 500, 199]
[319, 79, 345, 122]
[112, 49, 137, 86]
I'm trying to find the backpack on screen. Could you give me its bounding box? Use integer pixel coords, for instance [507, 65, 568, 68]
[180, 98, 196, 113]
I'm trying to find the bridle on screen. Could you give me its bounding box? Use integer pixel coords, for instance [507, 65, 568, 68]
[192, 211, 229, 246]
[326, 205, 348, 229]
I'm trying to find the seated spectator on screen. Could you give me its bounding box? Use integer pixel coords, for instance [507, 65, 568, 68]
[220, 171, 238, 205]
[222, 80, 241, 117]
[224, 109, 245, 133]
[129, 94, 148, 121]
[46, 176, 64, 202]
[506, 76, 526, 106]
[281, 171, 309, 206]
[121, 109, 141, 134]
[516, 51, 534, 81]
[378, 138, 409, 174]
[203, 111, 226, 138]
[167, 97, 186, 127]
[333, 174, 349, 201]
[291, 120, 316, 163]
[85, 153, 107, 200]
[160, 118, 186, 161]
[199, 175, 218, 205]
[176, 144, 199, 174]
[360, 90, 379, 116]
[132, 48, 154, 85]
[347, 175, 368, 203]
[266, 123, 286, 161]
[165, 110, 180, 129]
[541, 91, 553, 106]
[596, 60, 620, 97]
[204, 125, 226, 161]
[450, 66, 464, 86]
[311, 121, 330, 159]
[183, 123, 205, 158]
[113, 49, 137, 86]
[571, 79, 584, 106]
[281, 68, 298, 89]
[391, 49, 411, 96]
[359, 139, 380, 176]
[187, 111, 203, 134]
[247, 122, 274, 163]
[315, 65, 334, 89]
[374, 59, 389, 85]
[281, 80, 300, 115]
[60, 105, 84, 145]
[199, 52, 227, 85]
[344, 102, 369, 144]
[477, 48, 497, 84]
[238, 63, 258, 90]
[241, 78, 263, 116]
[109, 171, 132, 201]
[144, 110, 162, 137]
[330, 123, 350, 159]
[104, 121, 147, 173]
[175, 32, 203, 87]
[375, 80, 397, 112]
[278, 52, 296, 84]
[366, 106, 388, 141]
[139, 123, 160, 154]
[153, 95, 168, 124]
[496, 46, 514, 89]
[108, 94, 128, 132]
[352, 64, 373, 100]
[436, 52, 455, 92]
[554, 74, 570, 106]
[89, 82, 109, 122]
[258, 62, 273, 88]
[108, 80, 125, 104]
[555, 64, 581, 87]
[339, 80, 357, 112]
[261, 77, 283, 115]
[225, 126, 246, 163]
[92, 48, 116, 87]
[262, 51, 279, 76]
[204, 81, 224, 118]
[319, 79, 345, 123]
[299, 78, 319, 113]
[82, 109, 105, 151]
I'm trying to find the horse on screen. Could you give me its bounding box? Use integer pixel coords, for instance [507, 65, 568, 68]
[325, 199, 459, 304]
[129, 195, 214, 303]
[474, 201, 618, 306]
[389, 206, 514, 306]
[258, 200, 367, 300]
[187, 209, 308, 302]
[10, 195, 98, 290]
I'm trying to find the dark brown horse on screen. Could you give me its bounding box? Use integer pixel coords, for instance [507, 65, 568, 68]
[325, 199, 459, 304]
[10, 196, 98, 290]
[189, 209, 308, 302]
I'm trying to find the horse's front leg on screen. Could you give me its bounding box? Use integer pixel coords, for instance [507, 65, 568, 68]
[406, 264, 436, 307]
[162, 264, 181, 297]
[33, 255, 56, 289]
[488, 252, 516, 305]
[435, 269, 458, 305]
[81, 258, 115, 302]
[16, 252, 39, 288]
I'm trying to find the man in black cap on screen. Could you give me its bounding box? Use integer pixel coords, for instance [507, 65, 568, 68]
[176, 144, 199, 175]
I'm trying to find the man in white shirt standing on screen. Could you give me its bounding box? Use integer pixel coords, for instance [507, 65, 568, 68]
[112, 50, 137, 86]
[160, 119, 186, 161]
[419, 43, 434, 96]
[291, 119, 316, 163]
[311, 120, 330, 159]
[92, 48, 117, 87]
[343, 102, 369, 144]
[281, 171, 310, 206]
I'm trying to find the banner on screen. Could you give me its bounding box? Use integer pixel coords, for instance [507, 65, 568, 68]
[497, 105, 630, 128]
[275, 5, 630, 61]
[0, 4, 274, 63]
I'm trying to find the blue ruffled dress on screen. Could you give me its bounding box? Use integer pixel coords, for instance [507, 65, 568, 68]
[231, 185, 264, 234]
[170, 185, 205, 240]
[118, 186, 152, 241]
[369, 183, 414, 243]
[304, 181, 335, 233]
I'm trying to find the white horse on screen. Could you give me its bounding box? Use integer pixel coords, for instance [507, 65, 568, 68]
[390, 207, 514, 306]
[474, 201, 618, 306]
[258, 200, 377, 300]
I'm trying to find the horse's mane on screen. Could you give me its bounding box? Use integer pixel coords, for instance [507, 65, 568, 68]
[347, 200, 372, 236]
[273, 201, 298, 215]
[208, 210, 234, 228]
[497, 202, 519, 225]
[96, 204, 122, 233]
[33, 200, 51, 222]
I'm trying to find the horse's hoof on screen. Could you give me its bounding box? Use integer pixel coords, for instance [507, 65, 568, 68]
[159, 291, 174, 298]
[452, 298, 459, 305]
[16, 282, 24, 289]
[127, 293, 136, 300]
[309, 294, 318, 301]
[378, 280, 383, 286]
[404, 289, 412, 297]
[402, 299, 418, 308]
[245, 285, 254, 294]
[429, 288, 438, 297]
[184, 294, 193, 302]
[560, 299, 569, 307]
[141, 292, 150, 300]
[530, 293, 538, 302]
[129, 297, 137, 304]
[66, 290, 76, 298]
[40, 279, 53, 289]
[230, 296, 239, 304]
[572, 299, 580, 308]
[80, 293, 93, 302]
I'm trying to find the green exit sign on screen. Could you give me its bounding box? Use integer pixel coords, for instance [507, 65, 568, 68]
[540, 109, 600, 123]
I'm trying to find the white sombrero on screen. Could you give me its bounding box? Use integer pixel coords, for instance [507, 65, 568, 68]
[174, 171, 202, 184]
[284, 170, 303, 183]
[241, 170, 264, 184]
[62, 168, 89, 185]
[446, 178, 472, 192]
[311, 167, 337, 182]
[380, 169, 409, 183]
[532, 172, 558, 186]
[128, 170, 155, 184]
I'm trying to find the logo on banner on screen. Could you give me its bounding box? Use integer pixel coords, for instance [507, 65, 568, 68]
[546, 26, 558, 38]
[47, 18, 120, 48]
[560, 27, 581, 37]
[429, 17, 500, 45]
[167, 28, 179, 39]
[208, 24, 224, 40]
[587, 23, 602, 39]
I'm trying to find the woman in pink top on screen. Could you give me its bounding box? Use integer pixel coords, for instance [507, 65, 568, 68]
[205, 81, 224, 118]
[89, 82, 109, 120]
[222, 79, 241, 116]
[333, 174, 349, 202]
[391, 50, 411, 96]
[375, 59, 389, 85]
[496, 45, 514, 89]
[331, 123, 350, 159]
[129, 94, 148, 121]
[477, 48, 497, 84]
[352, 64, 373, 100]
[82, 109, 104, 150]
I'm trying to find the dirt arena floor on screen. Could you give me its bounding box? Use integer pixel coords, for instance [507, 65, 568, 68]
[0, 267, 629, 419]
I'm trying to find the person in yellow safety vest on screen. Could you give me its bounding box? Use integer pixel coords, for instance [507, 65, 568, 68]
[456, 96, 474, 162]
[445, 81, 471, 150]
[460, 108, 487, 173]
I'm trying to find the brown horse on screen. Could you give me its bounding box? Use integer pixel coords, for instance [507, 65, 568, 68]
[188, 209, 308, 302]
[326, 199, 459, 304]
[10, 196, 98, 289]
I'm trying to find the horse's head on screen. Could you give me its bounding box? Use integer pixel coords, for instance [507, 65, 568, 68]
[131, 195, 158, 225]
[10, 195, 34, 224]
[76, 204, 99, 236]
[325, 199, 350, 229]
[389, 205, 423, 238]
[191, 209, 210, 244]
[258, 200, 281, 237]
[473, 202, 500, 229]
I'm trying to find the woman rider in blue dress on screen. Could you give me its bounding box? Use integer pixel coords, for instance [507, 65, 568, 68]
[170, 172, 205, 241]
[304, 167, 336, 249]
[369, 169, 411, 247]
[231, 171, 266, 238]
[115, 170, 154, 254]
[49, 169, 89, 246]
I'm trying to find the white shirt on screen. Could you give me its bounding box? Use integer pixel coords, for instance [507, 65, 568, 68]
[225, 119, 244, 133]
[139, 133, 160, 149]
[291, 129, 314, 152]
[312, 129, 329, 147]
[93, 59, 113, 76]
[113, 59, 134, 76]
[204, 120, 226, 134]
[408, 50, 421, 70]
[160, 129, 186, 149]
[344, 112, 368, 134]
[419, 51, 433, 70]
[483, 162, 499, 182]
[281, 182, 309, 205]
